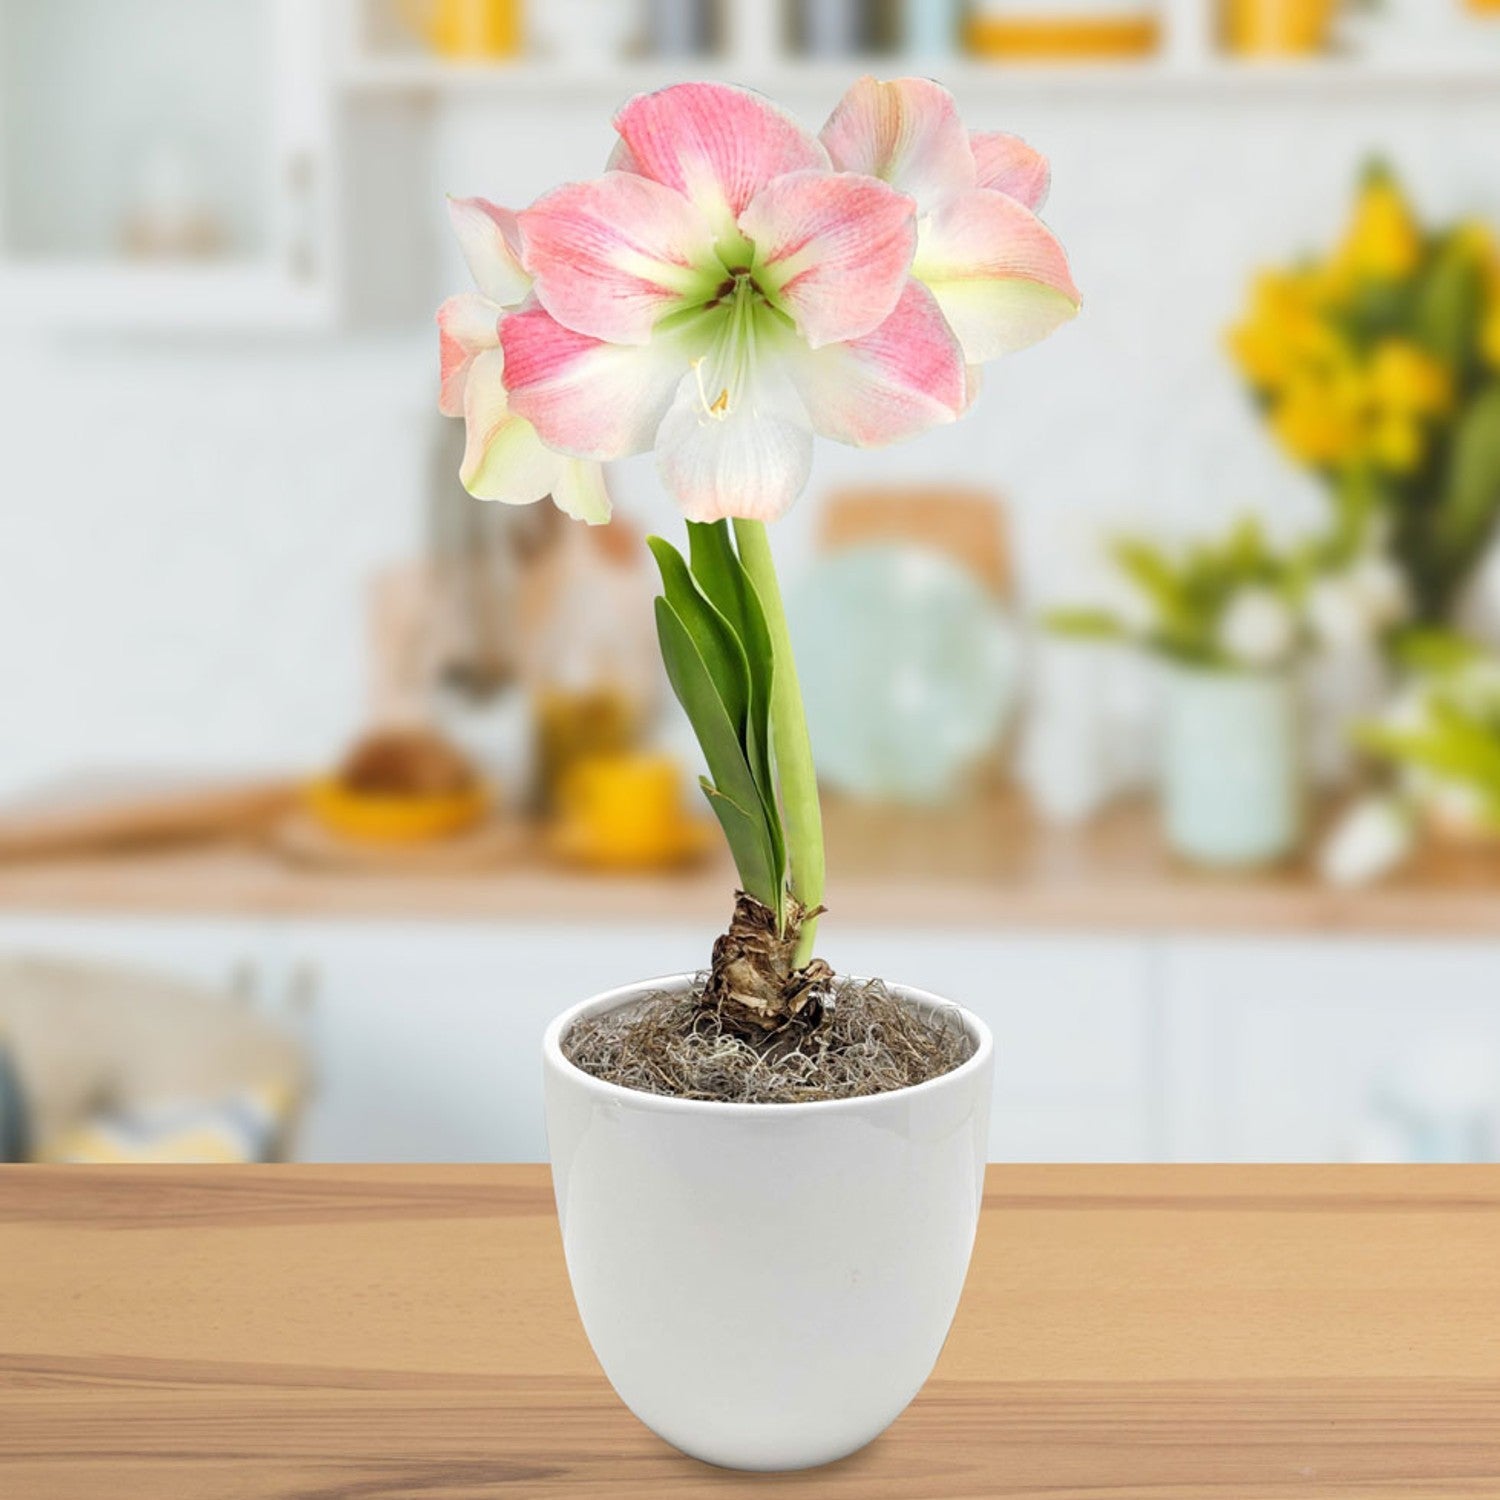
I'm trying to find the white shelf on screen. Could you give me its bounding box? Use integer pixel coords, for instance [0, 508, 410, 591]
[0, 261, 333, 333]
[337, 53, 1500, 103]
[0, 0, 338, 335]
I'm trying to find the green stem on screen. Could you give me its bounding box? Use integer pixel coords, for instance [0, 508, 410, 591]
[732, 517, 825, 964]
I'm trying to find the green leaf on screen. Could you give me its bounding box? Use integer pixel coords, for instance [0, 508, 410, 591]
[697, 776, 782, 904]
[1358, 722, 1500, 791]
[646, 535, 749, 731]
[1224, 515, 1267, 574]
[653, 596, 780, 907]
[1042, 608, 1129, 641]
[1436, 384, 1500, 576]
[1111, 539, 1187, 624]
[684, 520, 780, 864]
[1390, 627, 1486, 676]
[1414, 232, 1485, 374]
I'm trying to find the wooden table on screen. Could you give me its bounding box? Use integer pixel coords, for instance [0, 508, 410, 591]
[4, 1165, 1500, 1497]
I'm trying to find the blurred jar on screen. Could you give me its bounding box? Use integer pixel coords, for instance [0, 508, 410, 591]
[524, 523, 659, 814]
[905, 0, 964, 58]
[399, 0, 523, 58]
[552, 751, 710, 870]
[795, 0, 868, 55]
[644, 0, 717, 55]
[966, 0, 1160, 59]
[530, 0, 641, 61]
[1020, 635, 1158, 824]
[1162, 665, 1303, 866]
[1222, 0, 1338, 56]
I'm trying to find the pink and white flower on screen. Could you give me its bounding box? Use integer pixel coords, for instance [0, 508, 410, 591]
[437, 197, 611, 524]
[441, 77, 1079, 524]
[819, 76, 1077, 366]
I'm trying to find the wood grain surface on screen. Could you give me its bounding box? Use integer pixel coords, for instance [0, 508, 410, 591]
[0, 788, 1495, 934]
[4, 1165, 1500, 1497]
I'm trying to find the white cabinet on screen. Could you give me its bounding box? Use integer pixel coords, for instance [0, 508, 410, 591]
[1162, 939, 1500, 1162]
[281, 918, 719, 1162]
[810, 930, 1155, 1161]
[274, 921, 1157, 1163]
[0, 912, 275, 1001]
[0, 0, 337, 329]
[6, 912, 1499, 1163]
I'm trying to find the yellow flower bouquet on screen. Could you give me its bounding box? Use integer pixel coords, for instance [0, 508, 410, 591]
[1229, 164, 1500, 624]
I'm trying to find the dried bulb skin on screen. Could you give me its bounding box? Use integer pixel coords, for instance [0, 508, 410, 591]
[703, 892, 833, 1036]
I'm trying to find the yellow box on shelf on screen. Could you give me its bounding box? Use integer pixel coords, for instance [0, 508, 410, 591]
[398, 0, 522, 59]
[966, 0, 1160, 59]
[1223, 0, 1338, 56]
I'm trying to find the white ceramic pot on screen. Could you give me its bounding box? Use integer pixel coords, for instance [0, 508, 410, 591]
[543, 976, 994, 1471]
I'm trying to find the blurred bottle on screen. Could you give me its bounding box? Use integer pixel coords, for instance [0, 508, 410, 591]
[645, 0, 718, 55]
[399, 0, 523, 58]
[525, 523, 660, 814]
[793, 0, 871, 55]
[421, 418, 550, 795]
[904, 0, 962, 57]
[1019, 635, 1155, 823]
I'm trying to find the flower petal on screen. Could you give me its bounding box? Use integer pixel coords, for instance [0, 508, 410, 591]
[612, 82, 828, 237]
[459, 349, 564, 504]
[778, 279, 965, 447]
[437, 293, 501, 417]
[819, 75, 975, 213]
[447, 196, 531, 307]
[656, 366, 813, 523]
[970, 132, 1050, 210]
[518, 172, 721, 346]
[740, 169, 916, 349]
[500, 300, 706, 459]
[552, 459, 613, 525]
[913, 189, 1080, 362]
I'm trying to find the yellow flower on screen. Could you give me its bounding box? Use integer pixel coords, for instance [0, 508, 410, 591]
[1371, 413, 1424, 474]
[1369, 340, 1453, 417]
[1227, 320, 1291, 389]
[1338, 174, 1423, 283]
[1272, 375, 1363, 466]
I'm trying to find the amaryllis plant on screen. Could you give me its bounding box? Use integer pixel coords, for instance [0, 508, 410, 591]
[438, 77, 1079, 1030]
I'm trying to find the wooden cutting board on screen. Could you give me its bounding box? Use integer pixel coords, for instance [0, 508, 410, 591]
[0, 774, 300, 860]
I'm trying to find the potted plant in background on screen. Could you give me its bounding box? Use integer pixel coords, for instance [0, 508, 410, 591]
[1048, 516, 1407, 866]
[1227, 163, 1500, 633]
[436, 76, 1079, 1469]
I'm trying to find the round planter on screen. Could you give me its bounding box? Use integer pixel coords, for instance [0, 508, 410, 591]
[1163, 664, 1304, 867]
[542, 976, 994, 1471]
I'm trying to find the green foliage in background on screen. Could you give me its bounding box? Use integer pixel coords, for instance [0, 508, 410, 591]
[1046, 517, 1311, 669]
[1356, 648, 1500, 827]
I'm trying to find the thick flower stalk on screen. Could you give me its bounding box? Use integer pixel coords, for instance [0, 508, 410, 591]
[436, 76, 1079, 1028]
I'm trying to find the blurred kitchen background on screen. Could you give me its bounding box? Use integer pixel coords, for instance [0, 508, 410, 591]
[2, 0, 1500, 1167]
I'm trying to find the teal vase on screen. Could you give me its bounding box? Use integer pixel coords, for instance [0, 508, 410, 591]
[1163, 665, 1303, 867]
